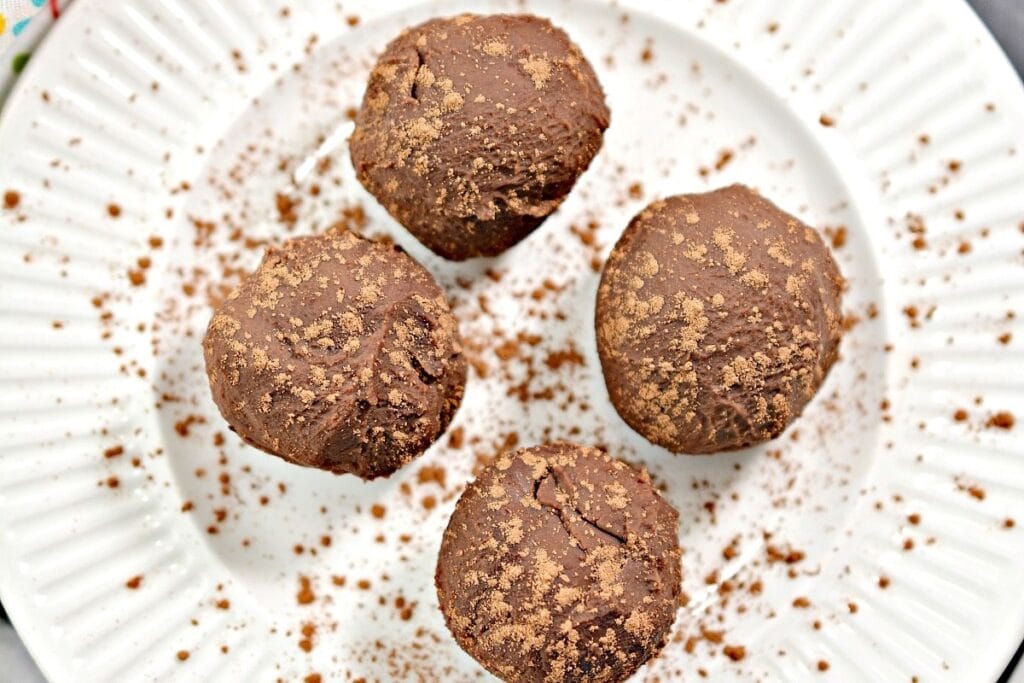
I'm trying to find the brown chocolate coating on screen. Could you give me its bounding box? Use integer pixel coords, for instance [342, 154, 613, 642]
[350, 14, 610, 260]
[596, 185, 844, 454]
[202, 230, 465, 479]
[436, 443, 681, 683]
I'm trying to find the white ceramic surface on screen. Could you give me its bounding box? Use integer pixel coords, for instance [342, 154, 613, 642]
[0, 0, 1022, 681]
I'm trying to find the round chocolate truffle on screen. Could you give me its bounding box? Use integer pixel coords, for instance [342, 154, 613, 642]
[202, 229, 466, 479]
[596, 185, 844, 454]
[436, 443, 681, 683]
[350, 14, 610, 261]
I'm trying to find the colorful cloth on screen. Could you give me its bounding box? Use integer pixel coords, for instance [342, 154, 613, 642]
[0, 0, 63, 101]
[0, 0, 55, 47]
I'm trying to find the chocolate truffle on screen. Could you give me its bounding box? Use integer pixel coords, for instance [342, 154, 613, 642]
[350, 14, 610, 260]
[436, 443, 681, 683]
[596, 185, 844, 454]
[202, 229, 465, 479]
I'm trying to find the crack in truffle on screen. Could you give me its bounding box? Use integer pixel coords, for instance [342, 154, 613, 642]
[534, 466, 627, 546]
[410, 46, 426, 100]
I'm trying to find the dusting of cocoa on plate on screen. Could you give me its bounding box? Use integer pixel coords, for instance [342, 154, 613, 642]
[986, 411, 1015, 430]
[296, 575, 315, 605]
[174, 414, 206, 437]
[416, 465, 446, 488]
[298, 622, 315, 652]
[723, 645, 746, 661]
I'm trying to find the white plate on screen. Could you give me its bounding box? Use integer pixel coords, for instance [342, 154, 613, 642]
[1, 0, 1023, 681]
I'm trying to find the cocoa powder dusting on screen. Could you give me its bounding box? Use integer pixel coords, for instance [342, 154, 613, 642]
[296, 575, 315, 605]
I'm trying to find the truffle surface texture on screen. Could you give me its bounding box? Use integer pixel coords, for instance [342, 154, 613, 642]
[350, 13, 610, 260]
[596, 184, 844, 454]
[203, 229, 465, 479]
[436, 442, 681, 683]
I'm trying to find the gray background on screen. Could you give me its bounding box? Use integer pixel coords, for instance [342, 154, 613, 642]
[0, 1, 1022, 681]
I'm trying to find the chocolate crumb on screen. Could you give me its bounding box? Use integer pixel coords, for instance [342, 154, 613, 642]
[986, 411, 1015, 430]
[723, 645, 746, 661]
[417, 465, 446, 488]
[824, 225, 847, 249]
[297, 575, 315, 604]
